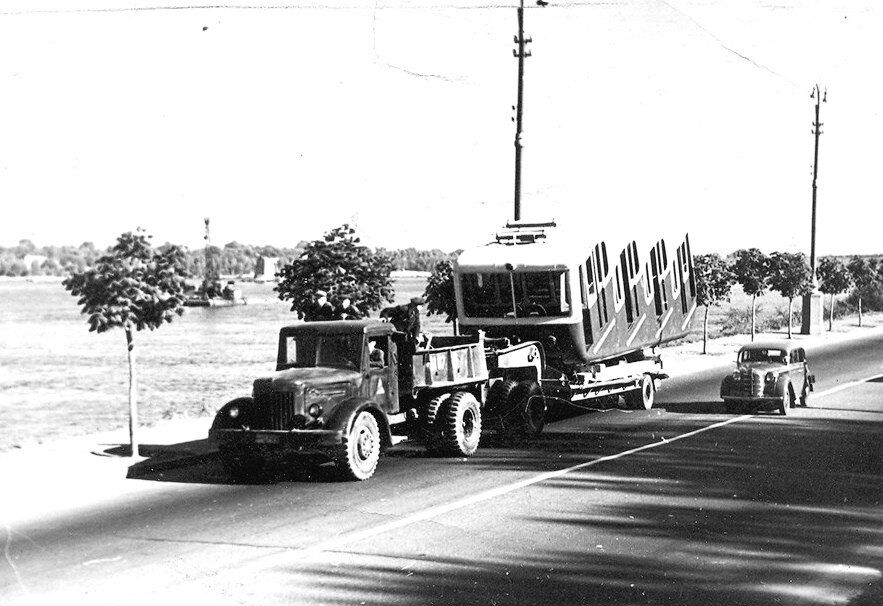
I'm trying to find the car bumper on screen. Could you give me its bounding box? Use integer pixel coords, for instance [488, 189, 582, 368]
[721, 396, 781, 403]
[214, 428, 344, 453]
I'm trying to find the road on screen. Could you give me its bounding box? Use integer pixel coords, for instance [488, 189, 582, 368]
[3, 334, 882, 605]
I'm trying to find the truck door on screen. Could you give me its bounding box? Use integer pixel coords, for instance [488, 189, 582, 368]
[366, 334, 399, 414]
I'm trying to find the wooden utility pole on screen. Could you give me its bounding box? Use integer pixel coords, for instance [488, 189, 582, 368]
[801, 84, 826, 335]
[512, 0, 532, 221]
[809, 84, 826, 282]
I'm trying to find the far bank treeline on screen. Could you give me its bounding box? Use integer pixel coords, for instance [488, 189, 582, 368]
[0, 239, 458, 278]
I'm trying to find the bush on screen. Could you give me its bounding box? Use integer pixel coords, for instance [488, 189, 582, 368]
[844, 283, 883, 312]
[721, 305, 768, 336]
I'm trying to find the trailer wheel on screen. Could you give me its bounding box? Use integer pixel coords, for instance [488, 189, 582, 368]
[509, 380, 546, 437]
[625, 374, 655, 410]
[335, 411, 381, 481]
[437, 391, 482, 457]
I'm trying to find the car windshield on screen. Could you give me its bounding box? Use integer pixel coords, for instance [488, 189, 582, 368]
[739, 348, 787, 364]
[460, 270, 571, 318]
[282, 333, 363, 369]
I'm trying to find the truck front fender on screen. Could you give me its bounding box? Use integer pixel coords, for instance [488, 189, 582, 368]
[325, 398, 393, 450]
[209, 397, 255, 439]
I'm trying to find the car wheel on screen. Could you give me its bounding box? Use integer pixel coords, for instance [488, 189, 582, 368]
[779, 383, 794, 416]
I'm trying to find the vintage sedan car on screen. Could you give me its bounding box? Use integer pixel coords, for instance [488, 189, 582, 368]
[720, 341, 815, 415]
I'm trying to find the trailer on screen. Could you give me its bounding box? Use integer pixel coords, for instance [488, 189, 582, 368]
[454, 221, 694, 431]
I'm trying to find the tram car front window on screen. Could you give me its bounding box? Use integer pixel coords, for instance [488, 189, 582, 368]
[461, 270, 571, 318]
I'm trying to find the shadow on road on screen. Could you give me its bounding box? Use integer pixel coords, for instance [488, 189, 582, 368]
[263, 413, 883, 606]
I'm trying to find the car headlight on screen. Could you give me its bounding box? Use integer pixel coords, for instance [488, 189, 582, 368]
[308, 403, 323, 418]
[765, 372, 775, 383]
[228, 406, 240, 419]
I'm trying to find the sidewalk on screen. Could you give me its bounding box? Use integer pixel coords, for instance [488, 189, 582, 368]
[2, 314, 881, 528]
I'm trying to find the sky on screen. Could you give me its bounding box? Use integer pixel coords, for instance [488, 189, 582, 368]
[1, 1, 881, 255]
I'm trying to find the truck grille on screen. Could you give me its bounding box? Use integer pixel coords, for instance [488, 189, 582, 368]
[255, 390, 304, 430]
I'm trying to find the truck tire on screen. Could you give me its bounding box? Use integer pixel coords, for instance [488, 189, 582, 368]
[335, 411, 381, 481]
[487, 379, 519, 414]
[219, 446, 265, 482]
[437, 391, 482, 457]
[625, 374, 655, 410]
[509, 380, 546, 437]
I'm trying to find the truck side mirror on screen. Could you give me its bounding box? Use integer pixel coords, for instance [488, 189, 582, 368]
[807, 374, 816, 384]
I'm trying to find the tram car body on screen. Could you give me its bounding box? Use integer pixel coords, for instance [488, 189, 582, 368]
[453, 221, 698, 370]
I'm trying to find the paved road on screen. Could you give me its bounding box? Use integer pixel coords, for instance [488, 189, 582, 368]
[3, 335, 882, 605]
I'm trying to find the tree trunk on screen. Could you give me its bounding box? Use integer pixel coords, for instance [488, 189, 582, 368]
[828, 293, 834, 331]
[787, 297, 793, 339]
[858, 297, 863, 327]
[702, 306, 709, 354]
[750, 294, 757, 342]
[126, 327, 138, 457]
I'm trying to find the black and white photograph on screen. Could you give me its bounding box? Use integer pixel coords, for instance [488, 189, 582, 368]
[1, 1, 881, 604]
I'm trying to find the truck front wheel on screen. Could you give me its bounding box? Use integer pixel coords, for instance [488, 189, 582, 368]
[625, 374, 655, 410]
[437, 392, 482, 457]
[336, 411, 381, 481]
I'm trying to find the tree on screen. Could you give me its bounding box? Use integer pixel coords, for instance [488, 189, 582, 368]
[63, 231, 188, 456]
[847, 256, 879, 327]
[423, 260, 459, 334]
[276, 224, 394, 321]
[769, 251, 814, 339]
[693, 253, 735, 354]
[731, 248, 771, 341]
[817, 256, 852, 331]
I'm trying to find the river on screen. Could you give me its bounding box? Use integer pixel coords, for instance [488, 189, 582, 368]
[0, 276, 442, 451]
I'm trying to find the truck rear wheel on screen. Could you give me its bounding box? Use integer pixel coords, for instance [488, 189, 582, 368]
[437, 391, 482, 457]
[625, 374, 655, 410]
[509, 380, 546, 437]
[336, 411, 381, 481]
[487, 379, 519, 414]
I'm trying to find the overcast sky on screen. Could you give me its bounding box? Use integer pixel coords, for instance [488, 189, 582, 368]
[1, 1, 881, 255]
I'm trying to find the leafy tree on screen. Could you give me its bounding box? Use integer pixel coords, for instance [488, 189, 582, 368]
[693, 253, 735, 354]
[769, 251, 814, 339]
[847, 256, 879, 327]
[731, 248, 771, 341]
[63, 231, 188, 456]
[423, 260, 459, 334]
[276, 224, 394, 321]
[817, 256, 852, 331]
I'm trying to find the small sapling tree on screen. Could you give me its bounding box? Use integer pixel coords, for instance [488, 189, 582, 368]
[63, 231, 188, 456]
[276, 224, 394, 321]
[423, 260, 458, 334]
[817, 256, 852, 331]
[693, 253, 736, 354]
[731, 248, 771, 341]
[769, 251, 814, 339]
[847, 256, 879, 327]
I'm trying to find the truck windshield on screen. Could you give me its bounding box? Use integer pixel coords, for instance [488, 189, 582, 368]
[461, 270, 571, 318]
[283, 333, 363, 369]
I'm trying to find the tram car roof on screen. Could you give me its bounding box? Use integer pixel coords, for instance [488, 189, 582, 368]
[455, 220, 685, 273]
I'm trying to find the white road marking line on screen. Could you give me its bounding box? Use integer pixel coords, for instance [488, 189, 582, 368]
[813, 373, 883, 399]
[267, 414, 753, 564]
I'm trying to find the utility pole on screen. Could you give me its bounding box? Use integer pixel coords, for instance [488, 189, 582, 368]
[809, 83, 826, 282]
[512, 0, 532, 221]
[801, 84, 826, 335]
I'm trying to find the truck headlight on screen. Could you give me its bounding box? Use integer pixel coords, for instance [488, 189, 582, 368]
[229, 406, 240, 419]
[765, 372, 775, 383]
[308, 403, 323, 418]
